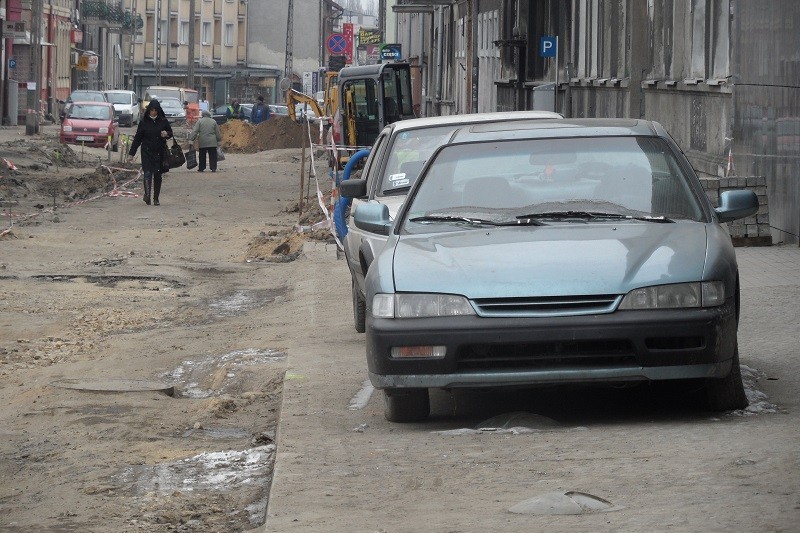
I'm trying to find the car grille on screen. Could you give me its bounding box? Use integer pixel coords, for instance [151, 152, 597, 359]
[456, 340, 637, 371]
[72, 127, 101, 133]
[471, 294, 621, 317]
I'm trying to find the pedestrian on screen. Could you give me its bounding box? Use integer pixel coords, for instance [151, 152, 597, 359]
[250, 95, 271, 125]
[199, 98, 209, 112]
[189, 109, 222, 173]
[226, 98, 245, 121]
[127, 99, 173, 206]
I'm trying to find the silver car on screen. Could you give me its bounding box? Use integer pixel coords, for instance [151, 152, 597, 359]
[340, 111, 562, 334]
[351, 118, 759, 422]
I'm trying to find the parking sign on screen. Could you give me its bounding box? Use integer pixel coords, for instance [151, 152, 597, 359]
[540, 36, 557, 58]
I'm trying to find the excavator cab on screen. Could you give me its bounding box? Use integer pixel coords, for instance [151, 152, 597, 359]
[338, 62, 415, 149]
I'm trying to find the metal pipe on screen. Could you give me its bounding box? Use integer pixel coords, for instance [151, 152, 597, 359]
[434, 6, 443, 116]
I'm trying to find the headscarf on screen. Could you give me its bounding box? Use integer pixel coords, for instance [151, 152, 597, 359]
[145, 99, 165, 119]
[201, 109, 212, 118]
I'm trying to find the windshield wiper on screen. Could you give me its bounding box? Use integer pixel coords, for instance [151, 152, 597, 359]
[410, 215, 545, 226]
[516, 211, 673, 223]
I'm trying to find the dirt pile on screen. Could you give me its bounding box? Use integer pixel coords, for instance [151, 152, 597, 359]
[220, 117, 311, 154]
[1, 136, 87, 170]
[245, 200, 333, 262]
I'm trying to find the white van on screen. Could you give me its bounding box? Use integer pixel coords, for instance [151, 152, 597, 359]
[104, 90, 141, 127]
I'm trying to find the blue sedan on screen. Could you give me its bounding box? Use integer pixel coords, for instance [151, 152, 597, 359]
[352, 118, 760, 422]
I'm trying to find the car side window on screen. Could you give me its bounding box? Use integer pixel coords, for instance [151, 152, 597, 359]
[361, 132, 390, 198]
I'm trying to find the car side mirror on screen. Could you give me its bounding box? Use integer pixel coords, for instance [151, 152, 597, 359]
[715, 190, 759, 223]
[353, 203, 391, 235]
[339, 178, 368, 199]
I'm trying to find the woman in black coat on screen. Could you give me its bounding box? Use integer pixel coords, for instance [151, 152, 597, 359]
[128, 100, 174, 205]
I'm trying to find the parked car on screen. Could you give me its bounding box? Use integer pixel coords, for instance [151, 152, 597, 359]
[211, 103, 252, 124]
[59, 90, 108, 123]
[104, 89, 141, 127]
[159, 97, 187, 125]
[340, 111, 562, 333]
[350, 118, 759, 422]
[269, 104, 290, 117]
[59, 101, 119, 151]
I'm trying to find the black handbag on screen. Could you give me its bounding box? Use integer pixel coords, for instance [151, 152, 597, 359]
[185, 148, 198, 169]
[167, 138, 186, 169]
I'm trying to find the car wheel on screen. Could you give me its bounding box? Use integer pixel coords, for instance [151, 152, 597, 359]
[352, 280, 366, 333]
[384, 388, 430, 422]
[704, 341, 748, 411]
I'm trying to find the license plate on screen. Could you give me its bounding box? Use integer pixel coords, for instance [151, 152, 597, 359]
[76, 135, 94, 141]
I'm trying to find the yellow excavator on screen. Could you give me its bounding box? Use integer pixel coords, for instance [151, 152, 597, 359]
[286, 89, 325, 124]
[285, 62, 416, 168]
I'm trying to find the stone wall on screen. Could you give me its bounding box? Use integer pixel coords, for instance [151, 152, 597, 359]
[701, 176, 772, 246]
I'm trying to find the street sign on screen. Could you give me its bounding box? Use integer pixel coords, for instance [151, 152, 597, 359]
[327, 33, 347, 55]
[540, 36, 557, 58]
[3, 20, 26, 39]
[8, 58, 16, 69]
[380, 43, 402, 61]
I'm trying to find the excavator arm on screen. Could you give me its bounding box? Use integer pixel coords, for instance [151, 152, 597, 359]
[286, 89, 324, 122]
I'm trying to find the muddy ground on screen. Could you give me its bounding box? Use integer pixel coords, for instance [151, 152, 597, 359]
[0, 126, 333, 531]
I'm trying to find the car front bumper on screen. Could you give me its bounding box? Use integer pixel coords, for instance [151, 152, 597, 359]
[366, 300, 738, 389]
[60, 133, 111, 148]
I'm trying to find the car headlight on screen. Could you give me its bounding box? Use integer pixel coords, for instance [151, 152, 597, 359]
[619, 281, 726, 310]
[63, 125, 72, 132]
[372, 293, 476, 318]
[98, 127, 109, 134]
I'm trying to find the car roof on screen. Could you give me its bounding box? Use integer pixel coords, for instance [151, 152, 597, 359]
[443, 118, 664, 143]
[386, 110, 564, 136]
[70, 101, 112, 106]
[104, 89, 135, 94]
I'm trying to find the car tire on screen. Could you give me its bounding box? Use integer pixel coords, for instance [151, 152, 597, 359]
[352, 280, 366, 333]
[384, 388, 430, 422]
[704, 341, 748, 411]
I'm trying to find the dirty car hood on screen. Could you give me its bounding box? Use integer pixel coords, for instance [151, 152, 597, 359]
[391, 223, 709, 298]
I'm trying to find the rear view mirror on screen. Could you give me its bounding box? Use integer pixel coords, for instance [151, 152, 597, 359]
[340, 178, 368, 199]
[353, 203, 391, 235]
[716, 190, 759, 223]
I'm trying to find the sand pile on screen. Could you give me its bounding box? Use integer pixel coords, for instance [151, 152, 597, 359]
[220, 116, 312, 154]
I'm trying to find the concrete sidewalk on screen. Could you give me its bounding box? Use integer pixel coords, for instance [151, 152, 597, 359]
[264, 243, 800, 532]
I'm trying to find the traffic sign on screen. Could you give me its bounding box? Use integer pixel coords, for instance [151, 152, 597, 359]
[8, 58, 16, 69]
[540, 36, 557, 58]
[327, 33, 347, 55]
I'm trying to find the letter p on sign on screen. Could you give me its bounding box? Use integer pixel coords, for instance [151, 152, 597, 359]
[540, 36, 557, 58]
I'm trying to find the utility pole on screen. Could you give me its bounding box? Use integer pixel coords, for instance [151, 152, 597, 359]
[128, 0, 137, 91]
[155, 0, 162, 83]
[284, 0, 293, 82]
[187, 0, 195, 89]
[27, 0, 44, 135]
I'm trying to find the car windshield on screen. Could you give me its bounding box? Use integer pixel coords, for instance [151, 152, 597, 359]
[106, 93, 132, 105]
[68, 104, 111, 120]
[378, 126, 462, 196]
[150, 89, 180, 101]
[160, 100, 183, 111]
[402, 136, 705, 232]
[71, 92, 104, 102]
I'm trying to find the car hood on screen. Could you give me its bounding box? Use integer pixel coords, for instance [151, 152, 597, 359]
[391, 223, 710, 297]
[111, 103, 133, 111]
[64, 118, 112, 129]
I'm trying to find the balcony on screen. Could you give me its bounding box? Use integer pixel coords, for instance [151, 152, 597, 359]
[81, 0, 143, 31]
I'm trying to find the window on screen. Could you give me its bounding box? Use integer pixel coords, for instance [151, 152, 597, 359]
[158, 20, 167, 44]
[179, 21, 189, 44]
[201, 22, 212, 44]
[224, 23, 234, 46]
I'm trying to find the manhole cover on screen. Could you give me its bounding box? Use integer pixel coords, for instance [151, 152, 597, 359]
[50, 378, 174, 396]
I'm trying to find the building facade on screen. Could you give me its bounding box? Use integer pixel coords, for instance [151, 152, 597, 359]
[391, 0, 800, 245]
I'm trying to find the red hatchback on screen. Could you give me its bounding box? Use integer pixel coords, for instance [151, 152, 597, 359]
[59, 101, 119, 151]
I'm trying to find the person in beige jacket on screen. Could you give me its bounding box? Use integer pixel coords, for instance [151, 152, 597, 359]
[189, 110, 223, 172]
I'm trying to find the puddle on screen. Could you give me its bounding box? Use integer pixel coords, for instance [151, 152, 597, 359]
[731, 365, 782, 416]
[180, 427, 252, 439]
[433, 411, 563, 436]
[165, 348, 286, 399]
[32, 274, 184, 290]
[112, 445, 276, 496]
[208, 288, 286, 317]
[509, 491, 624, 515]
[348, 380, 374, 410]
[50, 378, 174, 396]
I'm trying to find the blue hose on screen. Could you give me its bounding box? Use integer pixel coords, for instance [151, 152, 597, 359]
[334, 149, 371, 239]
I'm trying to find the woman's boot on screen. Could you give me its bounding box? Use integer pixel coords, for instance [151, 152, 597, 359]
[142, 174, 151, 205]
